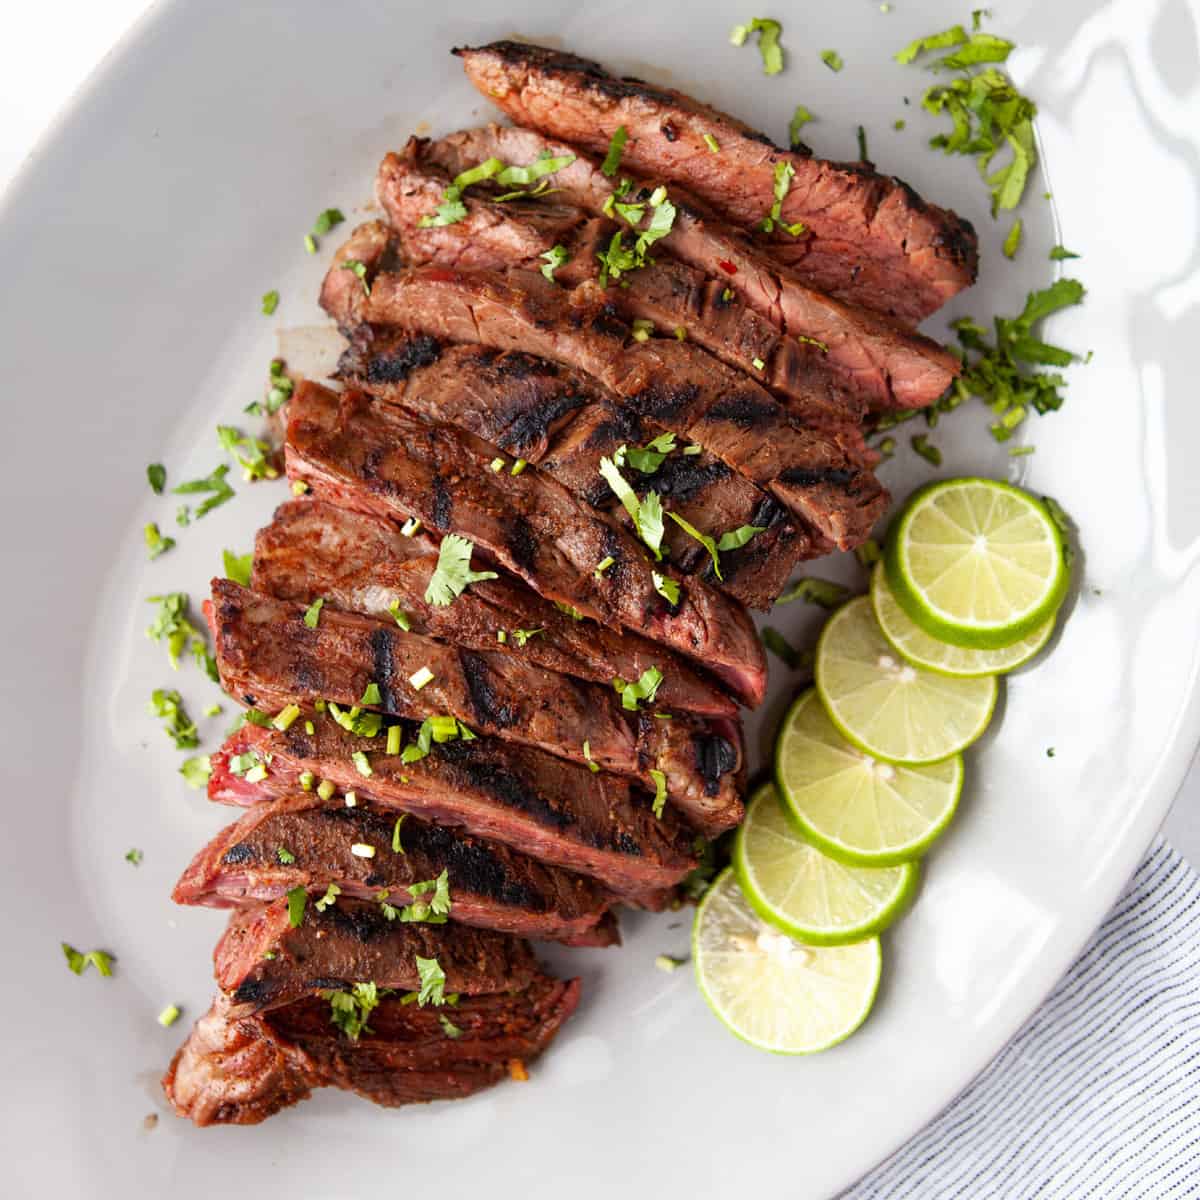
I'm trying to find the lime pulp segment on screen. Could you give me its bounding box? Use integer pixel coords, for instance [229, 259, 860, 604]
[693, 868, 882, 1054]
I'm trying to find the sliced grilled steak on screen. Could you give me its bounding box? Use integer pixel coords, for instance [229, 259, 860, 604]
[209, 722, 700, 889]
[336, 332, 818, 609]
[209, 577, 740, 824]
[319, 254, 886, 550]
[255, 499, 737, 713]
[453, 43, 978, 323]
[164, 974, 579, 1125]
[378, 141, 863, 426]
[210, 577, 637, 776]
[285, 381, 767, 705]
[171, 792, 616, 945]
[426, 125, 961, 410]
[216, 897, 538, 1015]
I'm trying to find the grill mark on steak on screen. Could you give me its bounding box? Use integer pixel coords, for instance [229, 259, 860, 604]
[422, 127, 961, 409]
[285, 380, 767, 703]
[252, 500, 735, 716]
[216, 898, 537, 1015]
[431, 472, 453, 529]
[209, 577, 639, 775]
[451, 44, 977, 323]
[163, 976, 580, 1126]
[172, 792, 615, 944]
[210, 721, 699, 891]
[337, 328, 815, 608]
[320, 257, 886, 551]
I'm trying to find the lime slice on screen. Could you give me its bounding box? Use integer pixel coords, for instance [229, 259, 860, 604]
[775, 689, 962, 865]
[871, 563, 1054, 678]
[735, 782, 918, 942]
[815, 596, 997, 764]
[693, 868, 881, 1054]
[884, 477, 1069, 649]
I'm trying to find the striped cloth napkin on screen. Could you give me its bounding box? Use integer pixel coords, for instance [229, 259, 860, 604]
[841, 839, 1200, 1199]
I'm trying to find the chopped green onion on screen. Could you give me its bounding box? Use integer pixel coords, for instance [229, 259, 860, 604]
[409, 666, 434, 691]
[703, 133, 720, 153]
[387, 725, 402, 756]
[273, 704, 302, 731]
[317, 778, 336, 801]
[147, 463, 166, 494]
[730, 18, 785, 75]
[351, 843, 376, 858]
[648, 768, 668, 818]
[392, 816, 406, 853]
[299, 770, 315, 791]
[820, 48, 844, 71]
[261, 290, 279, 316]
[302, 597, 324, 628]
[387, 600, 411, 631]
[144, 522, 176, 561]
[157, 1004, 182, 1027]
[351, 750, 373, 778]
[911, 433, 943, 467]
[510, 458, 528, 476]
[594, 556, 615, 578]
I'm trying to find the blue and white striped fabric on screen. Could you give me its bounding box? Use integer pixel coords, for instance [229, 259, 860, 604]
[842, 839, 1200, 1199]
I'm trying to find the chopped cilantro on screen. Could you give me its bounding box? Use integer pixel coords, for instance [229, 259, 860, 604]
[667, 511, 722, 579]
[340, 258, 370, 297]
[759, 161, 805, 236]
[415, 954, 447, 1006]
[218, 424, 277, 482]
[729, 18, 785, 76]
[855, 539, 882, 568]
[62, 944, 114, 977]
[625, 431, 677, 474]
[179, 755, 212, 790]
[287, 886, 307, 928]
[717, 524, 766, 552]
[648, 768, 668, 818]
[894, 118, 907, 130]
[540, 244, 570, 281]
[788, 105, 814, 147]
[601, 126, 628, 176]
[147, 463, 166, 494]
[223, 550, 253, 587]
[125, 848, 143, 866]
[277, 847, 296, 865]
[439, 1014, 463, 1039]
[312, 208, 345, 237]
[857, 125, 869, 161]
[315, 883, 341, 913]
[145, 592, 215, 678]
[820, 49, 844, 72]
[392, 815, 406, 854]
[398, 869, 452, 924]
[655, 953, 687, 972]
[424, 533, 498, 606]
[144, 522, 175, 560]
[1050, 245, 1080, 261]
[613, 666, 664, 712]
[652, 571, 680, 606]
[420, 153, 574, 227]
[387, 599, 411, 631]
[1003, 218, 1023, 259]
[583, 739, 600, 773]
[302, 597, 325, 628]
[777, 576, 849, 609]
[173, 462, 235, 518]
[762, 626, 804, 668]
[261, 290, 279, 316]
[512, 627, 544, 647]
[554, 600, 586, 621]
[359, 683, 382, 707]
[148, 688, 199, 750]
[326, 981, 384, 1041]
[598, 454, 664, 560]
[594, 556, 615, 579]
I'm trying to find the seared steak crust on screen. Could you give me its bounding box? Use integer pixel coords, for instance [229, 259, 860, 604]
[171, 792, 616, 944]
[209, 723, 700, 890]
[453, 42, 977, 323]
[254, 499, 737, 713]
[216, 898, 539, 1014]
[336, 332, 815, 610]
[424, 125, 961, 410]
[285, 380, 767, 704]
[164, 975, 579, 1125]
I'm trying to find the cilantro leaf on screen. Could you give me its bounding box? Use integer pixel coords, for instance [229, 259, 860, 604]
[540, 244, 570, 281]
[729, 18, 785, 76]
[788, 105, 814, 147]
[287, 886, 307, 928]
[148, 688, 199, 750]
[895, 24, 967, 65]
[717, 524, 766, 552]
[667, 511, 722, 580]
[325, 981, 384, 1041]
[223, 550, 253, 587]
[218, 425, 277, 482]
[439, 1014, 463, 1039]
[173, 462, 235, 518]
[1003, 218, 1023, 260]
[652, 571, 680, 606]
[147, 463, 166, 494]
[613, 666, 664, 712]
[601, 126, 628, 176]
[62, 943, 114, 977]
[179, 755, 212, 790]
[415, 954, 447, 1006]
[314, 883, 341, 913]
[776, 576, 850, 608]
[144, 522, 175, 560]
[302, 597, 324, 628]
[398, 869, 452, 924]
[424, 534, 499, 606]
[624, 432, 676, 474]
[340, 259, 370, 297]
[759, 161, 805, 236]
[312, 208, 345, 237]
[1049, 245, 1080, 261]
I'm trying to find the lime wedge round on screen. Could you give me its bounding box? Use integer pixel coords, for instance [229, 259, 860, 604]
[871, 563, 1054, 678]
[735, 782, 919, 942]
[815, 596, 997, 764]
[693, 868, 882, 1054]
[775, 689, 962, 865]
[884, 477, 1069, 649]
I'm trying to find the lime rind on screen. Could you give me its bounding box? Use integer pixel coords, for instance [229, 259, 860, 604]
[734, 784, 919, 943]
[692, 868, 882, 1055]
[814, 597, 998, 765]
[884, 477, 1069, 650]
[775, 689, 963, 865]
[871, 563, 1054, 678]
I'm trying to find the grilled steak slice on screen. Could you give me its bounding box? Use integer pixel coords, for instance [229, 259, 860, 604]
[165, 977, 580, 1126]
[453, 43, 978, 323]
[171, 792, 615, 945]
[255, 499, 737, 713]
[210, 577, 740, 822]
[210, 577, 637, 776]
[378, 142, 862, 426]
[216, 897, 538, 1015]
[319, 253, 886, 550]
[286, 381, 767, 705]
[425, 126, 960, 411]
[336, 332, 817, 609]
[209, 722, 699, 890]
